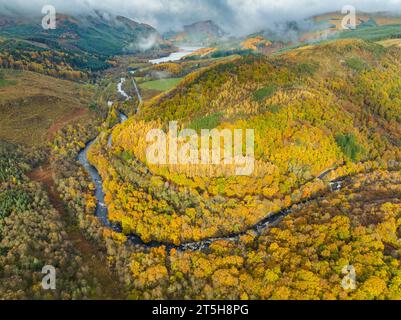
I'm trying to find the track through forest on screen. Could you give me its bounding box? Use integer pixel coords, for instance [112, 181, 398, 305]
[28, 164, 125, 299]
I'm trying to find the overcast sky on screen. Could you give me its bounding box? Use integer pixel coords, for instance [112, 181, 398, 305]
[1, 0, 401, 34]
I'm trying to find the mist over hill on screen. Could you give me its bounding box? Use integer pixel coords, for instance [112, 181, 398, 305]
[164, 20, 226, 45]
[0, 11, 171, 56]
[1, 0, 401, 36]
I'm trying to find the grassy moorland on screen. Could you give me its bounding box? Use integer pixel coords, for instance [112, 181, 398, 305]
[0, 70, 16, 87]
[0, 69, 95, 146]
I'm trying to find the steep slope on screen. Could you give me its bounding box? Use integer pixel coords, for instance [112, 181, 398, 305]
[0, 12, 169, 56]
[0, 12, 173, 79]
[0, 69, 95, 146]
[314, 11, 401, 31]
[164, 20, 225, 45]
[0, 142, 125, 299]
[89, 39, 401, 245]
[304, 12, 401, 43]
[128, 168, 401, 300]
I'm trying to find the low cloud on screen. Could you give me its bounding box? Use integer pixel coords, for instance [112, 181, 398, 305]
[138, 33, 159, 51]
[124, 33, 159, 53]
[1, 0, 401, 35]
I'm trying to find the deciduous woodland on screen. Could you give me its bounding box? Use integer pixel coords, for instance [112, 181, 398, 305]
[89, 40, 401, 246]
[0, 142, 104, 299]
[84, 40, 401, 299]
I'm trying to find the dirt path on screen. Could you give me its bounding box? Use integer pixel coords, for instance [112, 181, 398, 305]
[28, 164, 125, 300]
[47, 108, 89, 141]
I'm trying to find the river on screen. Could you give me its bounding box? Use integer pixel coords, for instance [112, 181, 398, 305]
[78, 78, 131, 227]
[77, 55, 345, 251]
[149, 46, 202, 64]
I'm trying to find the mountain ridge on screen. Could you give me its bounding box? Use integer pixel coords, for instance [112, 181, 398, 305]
[164, 20, 226, 45]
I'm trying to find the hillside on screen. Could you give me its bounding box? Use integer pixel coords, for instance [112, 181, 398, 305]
[0, 138, 125, 299]
[88, 39, 401, 245]
[164, 20, 225, 45]
[314, 11, 401, 31]
[0, 12, 170, 56]
[127, 168, 401, 299]
[302, 12, 401, 43]
[0, 69, 95, 146]
[0, 12, 174, 79]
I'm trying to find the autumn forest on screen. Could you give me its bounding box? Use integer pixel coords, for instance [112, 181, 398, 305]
[0, 2, 401, 303]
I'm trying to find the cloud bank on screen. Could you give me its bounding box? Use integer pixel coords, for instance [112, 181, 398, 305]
[1, 0, 401, 35]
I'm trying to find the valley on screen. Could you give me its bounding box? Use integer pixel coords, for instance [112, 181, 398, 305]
[0, 6, 401, 301]
[77, 60, 345, 251]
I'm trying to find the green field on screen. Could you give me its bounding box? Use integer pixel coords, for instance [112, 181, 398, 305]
[139, 78, 183, 92]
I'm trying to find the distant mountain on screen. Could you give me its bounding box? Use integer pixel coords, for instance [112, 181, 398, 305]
[313, 11, 401, 30]
[0, 12, 172, 57]
[231, 12, 401, 51]
[0, 12, 174, 79]
[183, 20, 225, 38]
[300, 11, 401, 43]
[164, 20, 225, 45]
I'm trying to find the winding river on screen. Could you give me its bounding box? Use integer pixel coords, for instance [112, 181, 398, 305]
[78, 78, 132, 227]
[77, 57, 345, 251]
